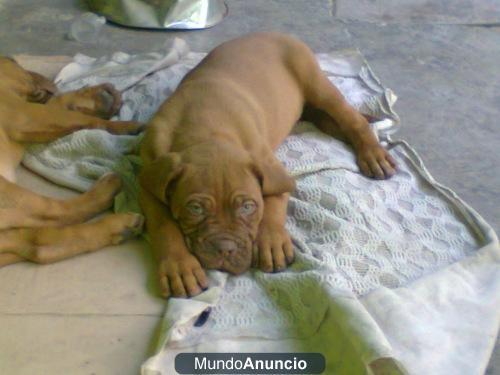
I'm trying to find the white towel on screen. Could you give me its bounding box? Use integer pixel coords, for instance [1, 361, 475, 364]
[21, 39, 499, 375]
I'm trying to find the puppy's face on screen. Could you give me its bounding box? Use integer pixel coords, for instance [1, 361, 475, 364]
[140, 143, 295, 274]
[169, 163, 264, 274]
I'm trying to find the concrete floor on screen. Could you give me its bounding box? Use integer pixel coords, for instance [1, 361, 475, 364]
[0, 0, 498, 374]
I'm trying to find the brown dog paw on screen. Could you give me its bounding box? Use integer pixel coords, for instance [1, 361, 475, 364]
[54, 83, 122, 119]
[158, 253, 208, 298]
[109, 213, 144, 245]
[90, 83, 122, 119]
[356, 144, 397, 179]
[255, 223, 294, 273]
[28, 71, 58, 103]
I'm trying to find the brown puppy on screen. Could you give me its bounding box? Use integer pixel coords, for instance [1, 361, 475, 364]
[139, 32, 397, 298]
[0, 57, 144, 267]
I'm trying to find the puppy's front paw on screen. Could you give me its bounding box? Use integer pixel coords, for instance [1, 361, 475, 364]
[158, 253, 208, 299]
[255, 223, 294, 273]
[357, 144, 397, 179]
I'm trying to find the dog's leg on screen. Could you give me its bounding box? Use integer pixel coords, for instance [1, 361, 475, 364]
[0, 173, 124, 230]
[0, 213, 143, 266]
[290, 44, 396, 179]
[4, 101, 143, 144]
[255, 193, 294, 273]
[306, 82, 396, 179]
[301, 105, 349, 143]
[139, 188, 208, 298]
[25, 71, 58, 103]
[0, 59, 57, 103]
[47, 83, 122, 119]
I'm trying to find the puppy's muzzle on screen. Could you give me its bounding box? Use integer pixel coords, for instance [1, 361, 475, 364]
[209, 238, 239, 257]
[190, 233, 253, 274]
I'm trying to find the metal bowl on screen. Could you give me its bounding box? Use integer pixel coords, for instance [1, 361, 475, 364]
[87, 0, 227, 30]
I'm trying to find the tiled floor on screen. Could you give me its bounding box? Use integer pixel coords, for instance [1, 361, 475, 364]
[0, 0, 498, 373]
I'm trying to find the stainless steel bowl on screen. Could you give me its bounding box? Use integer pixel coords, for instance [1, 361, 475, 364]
[87, 0, 227, 30]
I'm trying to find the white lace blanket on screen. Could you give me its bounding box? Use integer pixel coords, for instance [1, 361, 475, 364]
[21, 40, 499, 375]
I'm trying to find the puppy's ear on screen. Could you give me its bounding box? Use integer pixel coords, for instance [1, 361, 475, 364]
[252, 154, 295, 196]
[139, 153, 184, 204]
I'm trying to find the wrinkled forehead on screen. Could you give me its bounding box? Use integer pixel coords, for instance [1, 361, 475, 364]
[173, 162, 260, 202]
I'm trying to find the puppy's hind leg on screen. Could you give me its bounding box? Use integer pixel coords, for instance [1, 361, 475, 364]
[0, 213, 144, 266]
[288, 41, 397, 179]
[301, 105, 349, 143]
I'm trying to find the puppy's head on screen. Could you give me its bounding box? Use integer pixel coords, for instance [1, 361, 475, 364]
[0, 56, 56, 102]
[140, 142, 295, 274]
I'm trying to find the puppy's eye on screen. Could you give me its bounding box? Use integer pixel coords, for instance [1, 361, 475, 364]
[239, 201, 257, 216]
[186, 202, 204, 216]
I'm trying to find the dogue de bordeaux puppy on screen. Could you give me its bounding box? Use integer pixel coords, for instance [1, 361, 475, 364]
[139, 32, 397, 298]
[0, 57, 144, 268]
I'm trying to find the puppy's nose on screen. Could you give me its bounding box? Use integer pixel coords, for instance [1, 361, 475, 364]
[212, 239, 238, 256]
